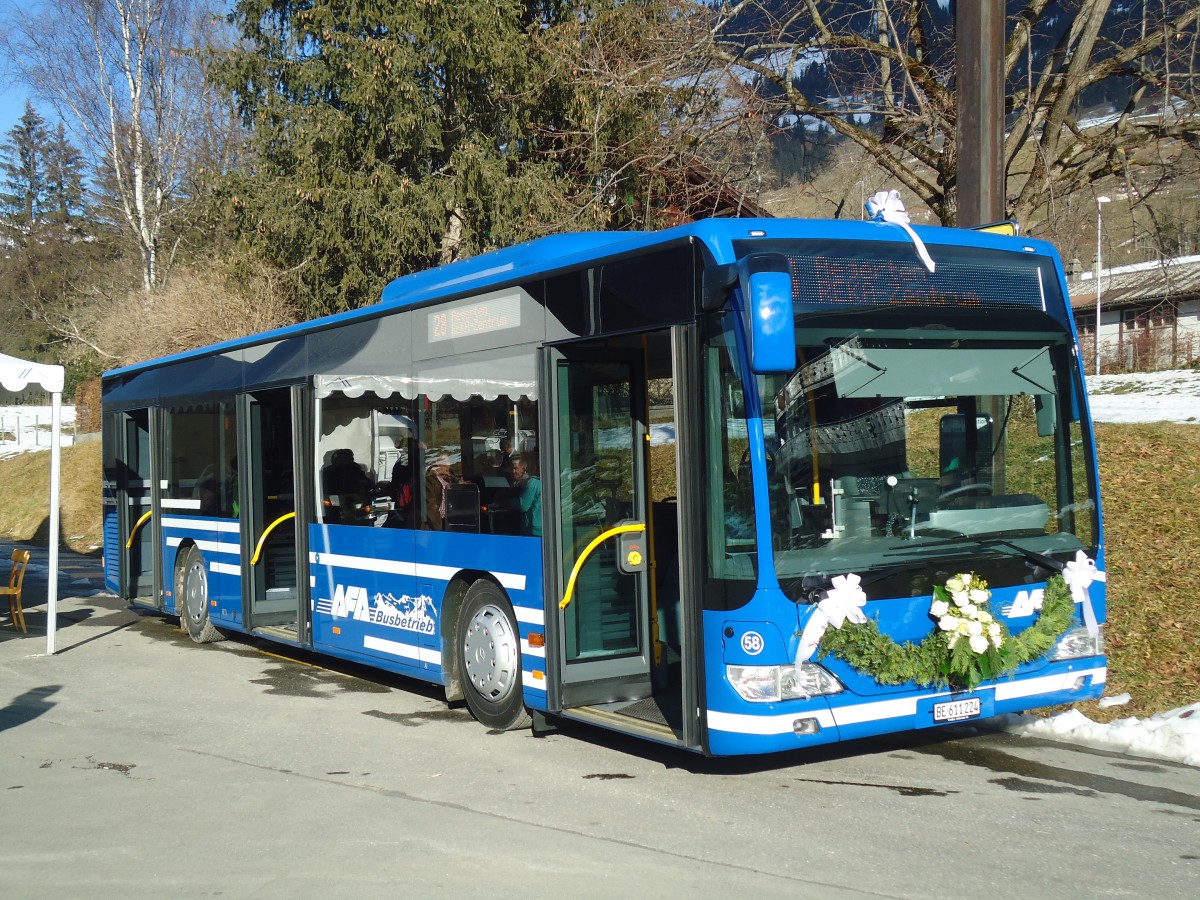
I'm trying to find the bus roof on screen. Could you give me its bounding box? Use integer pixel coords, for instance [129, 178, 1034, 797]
[105, 217, 1058, 379]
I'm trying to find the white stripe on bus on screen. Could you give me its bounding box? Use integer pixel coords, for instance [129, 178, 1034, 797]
[513, 606, 545, 626]
[161, 498, 202, 510]
[363, 634, 442, 666]
[522, 671, 547, 692]
[210, 562, 241, 576]
[993, 667, 1106, 701]
[706, 708, 837, 735]
[521, 639, 546, 658]
[310, 551, 527, 592]
[165, 537, 240, 556]
[161, 517, 241, 533]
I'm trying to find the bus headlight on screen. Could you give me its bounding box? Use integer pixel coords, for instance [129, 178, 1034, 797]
[1051, 625, 1105, 661]
[728, 663, 845, 702]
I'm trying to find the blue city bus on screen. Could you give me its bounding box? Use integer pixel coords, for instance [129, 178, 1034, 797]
[101, 215, 1107, 756]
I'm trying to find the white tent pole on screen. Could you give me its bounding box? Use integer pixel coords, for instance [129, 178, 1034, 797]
[46, 391, 62, 655]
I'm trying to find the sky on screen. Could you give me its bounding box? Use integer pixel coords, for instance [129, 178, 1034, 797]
[0, 83, 29, 137]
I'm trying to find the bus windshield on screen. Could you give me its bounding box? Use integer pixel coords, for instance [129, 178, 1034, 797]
[752, 316, 1098, 596]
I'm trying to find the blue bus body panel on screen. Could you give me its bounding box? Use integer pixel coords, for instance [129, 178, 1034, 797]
[158, 515, 244, 625]
[103, 510, 121, 594]
[306, 526, 549, 710]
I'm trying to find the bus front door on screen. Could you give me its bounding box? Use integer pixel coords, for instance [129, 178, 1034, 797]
[549, 351, 653, 708]
[239, 386, 309, 641]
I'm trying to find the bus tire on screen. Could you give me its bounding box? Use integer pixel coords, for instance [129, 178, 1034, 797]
[177, 545, 224, 644]
[456, 580, 530, 731]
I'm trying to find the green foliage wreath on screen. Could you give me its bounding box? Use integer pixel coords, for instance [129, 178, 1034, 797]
[816, 575, 1077, 690]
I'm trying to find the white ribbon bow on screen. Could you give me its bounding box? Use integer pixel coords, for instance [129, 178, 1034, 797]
[865, 189, 936, 274]
[1061, 550, 1105, 639]
[795, 573, 868, 665]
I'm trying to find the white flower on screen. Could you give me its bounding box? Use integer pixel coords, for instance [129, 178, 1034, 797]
[977, 611, 993, 623]
[988, 623, 1001, 639]
[962, 603, 978, 617]
[969, 588, 989, 604]
[930, 600, 949, 617]
[952, 591, 969, 607]
[946, 577, 966, 593]
[961, 573, 973, 586]
[969, 634, 989, 654]
[967, 620, 984, 636]
[938, 615, 958, 632]
[956, 621, 972, 636]
[992, 633, 1004, 649]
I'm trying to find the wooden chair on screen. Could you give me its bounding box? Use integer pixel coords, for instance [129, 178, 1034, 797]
[1, 548, 31, 633]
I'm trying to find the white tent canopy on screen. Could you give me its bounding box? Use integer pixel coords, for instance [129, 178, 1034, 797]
[0, 352, 65, 654]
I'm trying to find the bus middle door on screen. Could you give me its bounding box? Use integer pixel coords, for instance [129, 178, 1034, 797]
[548, 348, 653, 708]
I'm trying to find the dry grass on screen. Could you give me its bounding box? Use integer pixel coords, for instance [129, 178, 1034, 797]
[0, 440, 103, 552]
[1086, 422, 1200, 720]
[96, 263, 300, 367]
[2, 420, 1195, 719]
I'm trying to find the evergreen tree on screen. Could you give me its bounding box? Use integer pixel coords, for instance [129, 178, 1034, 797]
[43, 124, 87, 226]
[0, 101, 49, 236]
[211, 1, 747, 317]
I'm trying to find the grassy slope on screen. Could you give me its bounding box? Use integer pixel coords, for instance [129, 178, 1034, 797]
[1090, 422, 1200, 720]
[2, 424, 1196, 719]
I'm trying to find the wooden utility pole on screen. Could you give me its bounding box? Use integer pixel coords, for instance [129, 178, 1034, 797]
[955, 1, 1005, 227]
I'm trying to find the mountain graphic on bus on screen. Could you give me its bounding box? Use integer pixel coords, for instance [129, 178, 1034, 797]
[372, 592, 437, 634]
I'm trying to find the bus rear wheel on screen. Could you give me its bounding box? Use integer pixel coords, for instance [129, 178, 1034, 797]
[177, 545, 223, 644]
[457, 580, 530, 731]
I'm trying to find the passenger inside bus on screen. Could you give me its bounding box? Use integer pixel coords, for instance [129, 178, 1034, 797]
[323, 448, 373, 520]
[508, 453, 542, 537]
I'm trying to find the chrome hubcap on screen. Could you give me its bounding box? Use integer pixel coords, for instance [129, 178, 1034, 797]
[462, 604, 518, 702]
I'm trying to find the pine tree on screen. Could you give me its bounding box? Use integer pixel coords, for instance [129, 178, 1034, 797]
[211, 1, 745, 317]
[43, 124, 87, 227]
[0, 101, 50, 237]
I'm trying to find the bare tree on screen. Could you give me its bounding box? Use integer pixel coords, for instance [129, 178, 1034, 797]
[1, 0, 222, 292]
[710, 1, 1200, 235]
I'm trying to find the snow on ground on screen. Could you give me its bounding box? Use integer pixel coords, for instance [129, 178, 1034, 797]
[1086, 369, 1200, 423]
[998, 701, 1200, 768]
[2, 370, 1199, 766]
[0, 405, 77, 459]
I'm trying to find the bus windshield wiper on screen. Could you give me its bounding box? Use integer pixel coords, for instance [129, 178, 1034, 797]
[978, 538, 1065, 574]
[895, 535, 1064, 574]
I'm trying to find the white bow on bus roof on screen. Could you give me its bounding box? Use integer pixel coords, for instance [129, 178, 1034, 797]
[865, 189, 937, 274]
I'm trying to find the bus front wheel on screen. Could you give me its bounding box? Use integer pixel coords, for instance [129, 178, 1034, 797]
[456, 580, 530, 731]
[177, 545, 224, 644]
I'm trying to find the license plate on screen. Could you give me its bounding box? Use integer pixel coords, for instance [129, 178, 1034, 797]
[933, 697, 981, 722]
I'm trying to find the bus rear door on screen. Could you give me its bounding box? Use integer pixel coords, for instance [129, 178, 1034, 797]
[238, 386, 309, 641]
[113, 407, 160, 606]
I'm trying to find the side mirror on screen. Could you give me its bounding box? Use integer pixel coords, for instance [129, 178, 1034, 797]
[745, 262, 797, 374]
[701, 254, 797, 374]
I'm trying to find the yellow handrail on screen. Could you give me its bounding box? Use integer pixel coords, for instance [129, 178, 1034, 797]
[558, 522, 645, 610]
[125, 509, 153, 549]
[251, 511, 297, 565]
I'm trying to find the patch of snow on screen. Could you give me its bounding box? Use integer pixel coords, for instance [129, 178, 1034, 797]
[0, 405, 78, 459]
[998, 703, 1200, 768]
[1086, 369, 1200, 423]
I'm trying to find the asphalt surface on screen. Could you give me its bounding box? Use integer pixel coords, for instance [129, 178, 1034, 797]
[2, 540, 1197, 899]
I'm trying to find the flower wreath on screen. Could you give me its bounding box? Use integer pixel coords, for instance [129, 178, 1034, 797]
[815, 572, 1077, 691]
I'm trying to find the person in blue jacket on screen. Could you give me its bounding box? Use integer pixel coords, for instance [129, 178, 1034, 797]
[509, 453, 542, 537]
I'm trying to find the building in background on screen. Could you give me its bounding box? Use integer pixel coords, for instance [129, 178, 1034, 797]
[1071, 255, 1200, 373]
